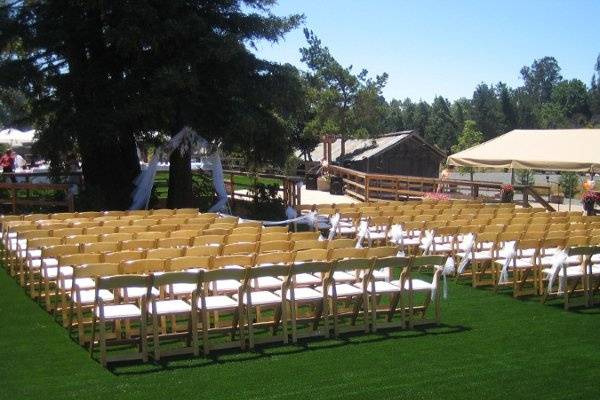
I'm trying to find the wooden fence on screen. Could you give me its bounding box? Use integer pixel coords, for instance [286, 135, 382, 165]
[0, 182, 75, 212]
[327, 165, 555, 211]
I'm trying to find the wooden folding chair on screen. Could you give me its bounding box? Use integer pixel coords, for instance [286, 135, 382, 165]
[39, 244, 80, 309]
[149, 271, 201, 360]
[89, 274, 150, 367]
[258, 240, 291, 253]
[405, 255, 446, 328]
[57, 253, 103, 325]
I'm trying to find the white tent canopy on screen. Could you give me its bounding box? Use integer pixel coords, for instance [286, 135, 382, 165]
[447, 129, 600, 172]
[0, 128, 36, 146]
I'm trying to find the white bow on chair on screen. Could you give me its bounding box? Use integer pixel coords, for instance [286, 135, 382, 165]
[548, 249, 568, 293]
[457, 233, 475, 274]
[421, 230, 435, 255]
[498, 241, 517, 285]
[327, 213, 340, 240]
[432, 257, 455, 300]
[389, 224, 405, 256]
[355, 220, 371, 248]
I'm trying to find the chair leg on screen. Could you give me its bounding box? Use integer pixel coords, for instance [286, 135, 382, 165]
[331, 296, 339, 338]
[77, 304, 86, 346]
[140, 315, 148, 363]
[290, 300, 298, 343]
[191, 310, 199, 356]
[247, 305, 255, 350]
[99, 319, 107, 367]
[201, 309, 209, 355]
[152, 312, 160, 361]
[281, 301, 288, 344]
[89, 314, 96, 358]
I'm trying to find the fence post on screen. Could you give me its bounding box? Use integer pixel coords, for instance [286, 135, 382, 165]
[230, 173, 235, 203]
[522, 187, 529, 207]
[67, 191, 75, 212]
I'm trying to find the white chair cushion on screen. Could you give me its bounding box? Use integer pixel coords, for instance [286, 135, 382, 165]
[211, 279, 242, 293]
[195, 295, 239, 310]
[367, 280, 401, 294]
[96, 303, 141, 319]
[73, 289, 114, 304]
[294, 273, 322, 286]
[493, 258, 534, 269]
[29, 257, 58, 270]
[316, 283, 363, 297]
[233, 290, 282, 306]
[166, 283, 197, 295]
[391, 278, 433, 291]
[26, 249, 42, 259]
[41, 265, 72, 279]
[539, 255, 581, 267]
[332, 270, 356, 283]
[59, 277, 95, 290]
[148, 299, 191, 314]
[372, 268, 390, 281]
[120, 286, 159, 299]
[251, 276, 283, 290]
[276, 287, 322, 301]
[542, 266, 584, 277]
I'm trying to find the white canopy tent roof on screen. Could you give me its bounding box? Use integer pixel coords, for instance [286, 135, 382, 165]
[0, 128, 36, 147]
[447, 129, 600, 172]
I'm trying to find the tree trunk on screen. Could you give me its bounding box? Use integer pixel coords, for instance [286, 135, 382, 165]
[340, 137, 346, 157]
[78, 131, 140, 210]
[167, 147, 194, 209]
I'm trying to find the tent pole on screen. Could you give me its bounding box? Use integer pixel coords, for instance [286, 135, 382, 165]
[510, 168, 515, 185]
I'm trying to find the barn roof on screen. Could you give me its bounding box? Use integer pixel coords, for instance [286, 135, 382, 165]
[300, 130, 445, 162]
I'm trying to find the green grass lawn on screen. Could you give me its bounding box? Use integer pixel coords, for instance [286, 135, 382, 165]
[1, 265, 600, 400]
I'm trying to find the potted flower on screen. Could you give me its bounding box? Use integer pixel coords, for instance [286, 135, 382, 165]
[317, 174, 330, 192]
[500, 184, 514, 203]
[581, 191, 600, 215]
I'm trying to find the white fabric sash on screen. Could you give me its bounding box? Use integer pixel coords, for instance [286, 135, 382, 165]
[498, 241, 517, 285]
[432, 257, 455, 300]
[355, 220, 371, 248]
[327, 213, 341, 240]
[547, 250, 568, 293]
[457, 233, 475, 274]
[421, 230, 435, 255]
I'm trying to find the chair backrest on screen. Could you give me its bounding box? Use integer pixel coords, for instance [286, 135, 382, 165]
[290, 260, 331, 276]
[289, 231, 320, 241]
[331, 257, 373, 277]
[192, 234, 226, 246]
[63, 234, 99, 245]
[293, 239, 327, 251]
[102, 250, 144, 263]
[159, 217, 187, 225]
[258, 240, 291, 253]
[261, 226, 289, 233]
[60, 253, 102, 268]
[254, 251, 294, 266]
[202, 227, 231, 236]
[566, 245, 600, 257]
[116, 225, 147, 234]
[260, 232, 290, 242]
[152, 270, 201, 288]
[41, 244, 80, 259]
[565, 236, 589, 248]
[202, 267, 246, 284]
[366, 246, 400, 258]
[51, 227, 84, 238]
[145, 247, 183, 259]
[121, 258, 165, 274]
[73, 262, 120, 279]
[150, 208, 176, 216]
[327, 238, 356, 250]
[84, 226, 116, 235]
[82, 241, 120, 254]
[209, 222, 236, 230]
[102, 219, 132, 228]
[120, 239, 156, 251]
[168, 256, 212, 271]
[245, 264, 291, 280]
[96, 275, 150, 298]
[156, 237, 191, 248]
[328, 247, 367, 260]
[231, 226, 261, 234]
[184, 245, 221, 257]
[169, 229, 200, 239]
[100, 232, 133, 242]
[27, 236, 62, 250]
[293, 248, 329, 262]
[371, 256, 410, 271]
[212, 254, 255, 269]
[186, 217, 216, 225]
[70, 221, 100, 229]
[148, 224, 179, 233]
[221, 242, 257, 256]
[411, 255, 446, 269]
[175, 208, 200, 215]
[226, 233, 259, 244]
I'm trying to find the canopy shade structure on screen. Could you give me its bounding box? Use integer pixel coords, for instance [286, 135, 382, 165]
[447, 129, 600, 172]
[0, 128, 35, 146]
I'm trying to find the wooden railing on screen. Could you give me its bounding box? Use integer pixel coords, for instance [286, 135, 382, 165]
[327, 165, 554, 211]
[0, 182, 75, 212]
[223, 170, 302, 207]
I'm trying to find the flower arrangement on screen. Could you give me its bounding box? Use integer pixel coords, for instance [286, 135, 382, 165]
[500, 184, 514, 203]
[581, 191, 600, 215]
[424, 192, 450, 201]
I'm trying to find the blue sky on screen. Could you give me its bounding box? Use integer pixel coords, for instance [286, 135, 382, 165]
[253, 0, 600, 102]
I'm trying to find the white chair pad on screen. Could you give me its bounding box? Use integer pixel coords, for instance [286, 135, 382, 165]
[96, 303, 141, 319]
[294, 273, 322, 286]
[539, 255, 581, 267]
[211, 279, 242, 293]
[372, 268, 390, 281]
[233, 290, 282, 306]
[26, 249, 42, 259]
[493, 258, 534, 269]
[59, 277, 95, 290]
[276, 287, 322, 301]
[29, 257, 58, 270]
[149, 299, 191, 314]
[367, 280, 401, 294]
[392, 279, 433, 291]
[195, 295, 239, 310]
[542, 266, 584, 277]
[74, 289, 114, 304]
[41, 265, 72, 279]
[120, 287, 159, 299]
[332, 270, 356, 283]
[166, 283, 197, 295]
[251, 276, 283, 290]
[316, 283, 363, 297]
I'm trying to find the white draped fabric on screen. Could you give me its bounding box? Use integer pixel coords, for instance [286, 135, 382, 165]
[129, 127, 228, 211]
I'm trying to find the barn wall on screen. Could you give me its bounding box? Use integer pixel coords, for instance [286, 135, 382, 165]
[345, 137, 443, 177]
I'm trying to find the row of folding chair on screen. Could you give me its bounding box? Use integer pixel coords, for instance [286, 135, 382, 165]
[76, 252, 447, 366]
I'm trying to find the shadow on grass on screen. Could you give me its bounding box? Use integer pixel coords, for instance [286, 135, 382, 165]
[108, 322, 470, 376]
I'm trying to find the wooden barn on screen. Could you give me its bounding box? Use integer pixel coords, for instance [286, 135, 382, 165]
[303, 130, 446, 178]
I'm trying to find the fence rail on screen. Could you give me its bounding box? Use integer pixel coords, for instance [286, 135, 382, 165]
[0, 182, 74, 212]
[327, 165, 554, 211]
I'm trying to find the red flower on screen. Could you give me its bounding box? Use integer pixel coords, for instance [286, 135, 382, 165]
[501, 184, 514, 193]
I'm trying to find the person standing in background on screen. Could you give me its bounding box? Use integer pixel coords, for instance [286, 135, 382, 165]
[13, 152, 26, 171]
[583, 173, 595, 192]
[0, 149, 15, 182]
[437, 164, 454, 193]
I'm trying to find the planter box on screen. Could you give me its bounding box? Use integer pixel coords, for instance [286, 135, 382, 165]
[317, 177, 330, 192]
